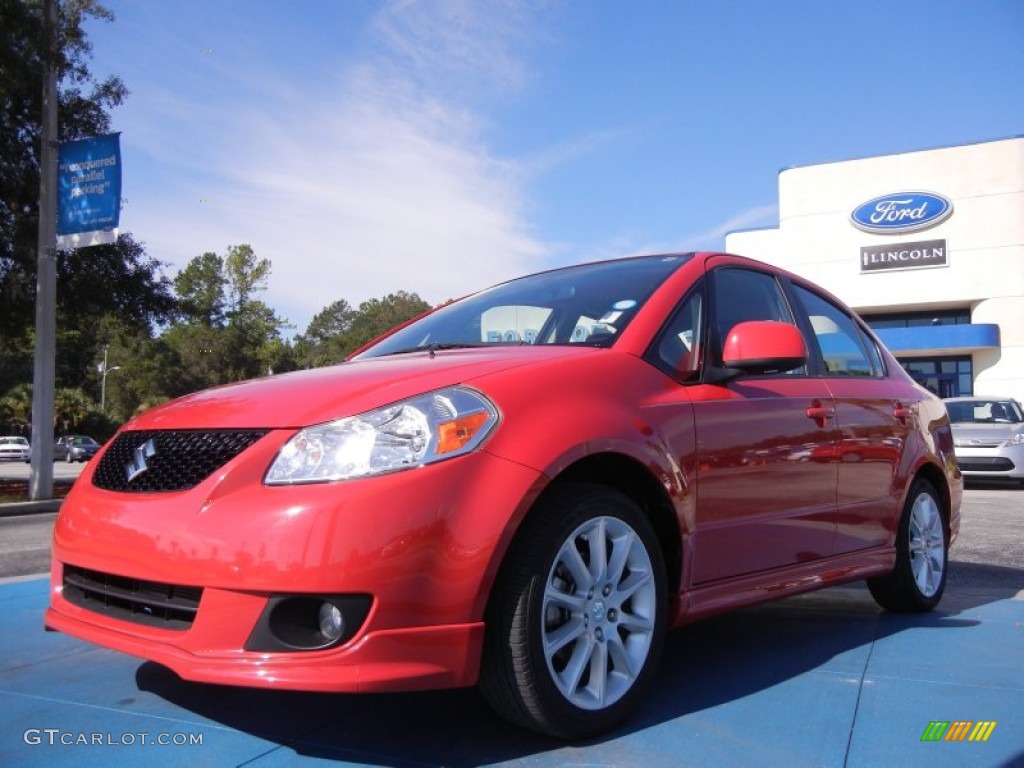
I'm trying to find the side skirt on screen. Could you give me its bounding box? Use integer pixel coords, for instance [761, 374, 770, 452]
[674, 548, 896, 626]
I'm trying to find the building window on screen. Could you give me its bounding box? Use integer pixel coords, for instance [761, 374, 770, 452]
[898, 356, 973, 398]
[862, 309, 970, 330]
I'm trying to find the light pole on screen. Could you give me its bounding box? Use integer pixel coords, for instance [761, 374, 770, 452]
[99, 345, 121, 413]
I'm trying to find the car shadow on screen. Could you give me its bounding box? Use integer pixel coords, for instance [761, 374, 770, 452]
[963, 478, 1023, 491]
[135, 561, 1021, 765]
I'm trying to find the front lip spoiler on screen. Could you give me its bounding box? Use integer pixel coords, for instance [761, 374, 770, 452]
[44, 602, 485, 693]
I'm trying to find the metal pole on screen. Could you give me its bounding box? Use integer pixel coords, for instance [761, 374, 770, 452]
[100, 345, 108, 412]
[30, 0, 58, 500]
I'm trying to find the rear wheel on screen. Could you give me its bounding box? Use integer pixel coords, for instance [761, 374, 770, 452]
[868, 479, 947, 612]
[480, 483, 666, 739]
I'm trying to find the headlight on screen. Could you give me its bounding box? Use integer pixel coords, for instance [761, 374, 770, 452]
[265, 386, 499, 485]
[1003, 433, 1024, 447]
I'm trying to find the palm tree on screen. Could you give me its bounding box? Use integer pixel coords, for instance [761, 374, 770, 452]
[1, 384, 33, 435]
[54, 388, 97, 434]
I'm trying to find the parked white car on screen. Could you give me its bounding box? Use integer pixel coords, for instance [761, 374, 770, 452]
[943, 396, 1024, 484]
[0, 436, 31, 462]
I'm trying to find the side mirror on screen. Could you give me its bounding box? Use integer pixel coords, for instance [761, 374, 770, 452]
[722, 321, 807, 375]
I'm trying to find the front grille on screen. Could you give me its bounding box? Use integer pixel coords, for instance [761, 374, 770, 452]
[958, 457, 1014, 472]
[955, 440, 1002, 449]
[92, 429, 268, 492]
[62, 565, 203, 630]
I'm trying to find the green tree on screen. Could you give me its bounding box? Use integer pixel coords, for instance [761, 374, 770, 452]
[344, 291, 431, 355]
[164, 244, 294, 388]
[53, 233, 176, 392]
[294, 299, 354, 367]
[294, 292, 431, 366]
[174, 251, 226, 327]
[0, 1, 177, 398]
[53, 386, 94, 433]
[224, 243, 270, 312]
[93, 320, 183, 423]
[1, 383, 33, 434]
[1, 0, 127, 279]
[228, 299, 296, 378]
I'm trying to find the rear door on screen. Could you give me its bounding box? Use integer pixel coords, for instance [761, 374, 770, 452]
[788, 282, 907, 553]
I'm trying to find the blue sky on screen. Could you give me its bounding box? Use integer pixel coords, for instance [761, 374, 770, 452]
[83, 0, 1024, 336]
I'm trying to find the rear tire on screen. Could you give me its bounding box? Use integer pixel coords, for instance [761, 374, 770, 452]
[480, 483, 666, 740]
[868, 479, 947, 612]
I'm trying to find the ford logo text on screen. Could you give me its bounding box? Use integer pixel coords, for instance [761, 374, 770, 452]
[850, 192, 953, 234]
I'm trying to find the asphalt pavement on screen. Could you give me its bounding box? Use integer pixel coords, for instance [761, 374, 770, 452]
[0, 460, 86, 483]
[1, 470, 1021, 767]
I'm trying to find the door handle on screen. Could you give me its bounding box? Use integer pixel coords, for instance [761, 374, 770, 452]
[893, 402, 910, 425]
[806, 401, 834, 427]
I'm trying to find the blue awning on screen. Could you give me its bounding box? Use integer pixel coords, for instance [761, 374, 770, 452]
[875, 324, 1000, 355]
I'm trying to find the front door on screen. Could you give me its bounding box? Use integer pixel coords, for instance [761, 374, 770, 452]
[689, 263, 839, 584]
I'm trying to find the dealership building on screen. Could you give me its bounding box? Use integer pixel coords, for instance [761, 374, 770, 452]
[726, 135, 1023, 402]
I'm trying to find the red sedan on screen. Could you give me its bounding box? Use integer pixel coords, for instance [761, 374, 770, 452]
[46, 252, 961, 739]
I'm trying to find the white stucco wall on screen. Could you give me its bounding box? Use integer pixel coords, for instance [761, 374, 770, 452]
[726, 137, 1024, 402]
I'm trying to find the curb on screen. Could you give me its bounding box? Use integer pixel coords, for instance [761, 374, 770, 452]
[0, 499, 62, 517]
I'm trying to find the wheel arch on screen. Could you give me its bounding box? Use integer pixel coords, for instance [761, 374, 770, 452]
[484, 451, 683, 618]
[911, 460, 954, 537]
[477, 456, 679, 737]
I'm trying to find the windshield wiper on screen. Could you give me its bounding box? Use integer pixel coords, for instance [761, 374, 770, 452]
[381, 342, 487, 357]
[383, 341, 527, 357]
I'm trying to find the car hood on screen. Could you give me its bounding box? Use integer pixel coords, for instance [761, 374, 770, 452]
[126, 346, 595, 431]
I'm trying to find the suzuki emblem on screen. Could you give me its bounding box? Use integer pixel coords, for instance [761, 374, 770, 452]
[125, 438, 157, 483]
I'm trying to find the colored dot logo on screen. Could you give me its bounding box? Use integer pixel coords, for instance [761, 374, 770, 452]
[200, 49, 213, 53]
[921, 720, 997, 742]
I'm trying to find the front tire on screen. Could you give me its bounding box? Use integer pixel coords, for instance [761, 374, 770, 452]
[480, 483, 667, 740]
[868, 479, 948, 612]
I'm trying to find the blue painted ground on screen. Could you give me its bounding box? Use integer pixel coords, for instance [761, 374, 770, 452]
[1, 575, 1021, 767]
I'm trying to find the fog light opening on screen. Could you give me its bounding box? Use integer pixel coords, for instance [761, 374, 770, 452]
[318, 602, 344, 643]
[245, 594, 373, 652]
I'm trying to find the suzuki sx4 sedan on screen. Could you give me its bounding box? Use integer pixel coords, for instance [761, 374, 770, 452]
[47, 252, 961, 739]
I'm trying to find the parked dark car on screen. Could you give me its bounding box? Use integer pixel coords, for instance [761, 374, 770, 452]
[54, 435, 101, 463]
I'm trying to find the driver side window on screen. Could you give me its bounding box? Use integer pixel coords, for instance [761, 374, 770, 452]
[710, 268, 801, 372]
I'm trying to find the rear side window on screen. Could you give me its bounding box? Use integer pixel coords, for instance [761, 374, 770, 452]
[793, 284, 883, 377]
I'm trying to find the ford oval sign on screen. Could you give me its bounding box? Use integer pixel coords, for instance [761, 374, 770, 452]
[850, 192, 953, 234]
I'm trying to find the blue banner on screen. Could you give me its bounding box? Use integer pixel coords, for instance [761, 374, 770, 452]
[57, 133, 121, 248]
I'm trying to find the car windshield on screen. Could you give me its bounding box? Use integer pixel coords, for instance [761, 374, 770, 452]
[945, 399, 1024, 424]
[1, 437, 28, 445]
[355, 254, 692, 359]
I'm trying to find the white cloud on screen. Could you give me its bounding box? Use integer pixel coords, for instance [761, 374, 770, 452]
[562, 204, 779, 265]
[117, 0, 553, 335]
[682, 204, 779, 251]
[370, 0, 537, 101]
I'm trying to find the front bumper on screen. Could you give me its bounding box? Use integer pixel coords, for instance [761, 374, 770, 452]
[45, 584, 484, 692]
[45, 433, 543, 692]
[954, 444, 1024, 481]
